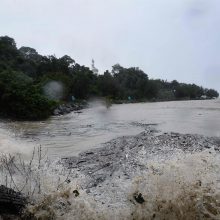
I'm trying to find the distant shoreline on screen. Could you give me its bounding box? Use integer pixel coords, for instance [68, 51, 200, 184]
[53, 97, 217, 116]
[112, 96, 217, 104]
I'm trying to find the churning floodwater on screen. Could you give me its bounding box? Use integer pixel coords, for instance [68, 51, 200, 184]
[0, 99, 220, 158]
[1, 99, 220, 219]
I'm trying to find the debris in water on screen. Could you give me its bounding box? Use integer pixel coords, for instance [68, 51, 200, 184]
[133, 192, 145, 204]
[73, 190, 79, 197]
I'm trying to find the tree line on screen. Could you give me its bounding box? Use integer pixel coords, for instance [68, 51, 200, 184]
[0, 36, 218, 120]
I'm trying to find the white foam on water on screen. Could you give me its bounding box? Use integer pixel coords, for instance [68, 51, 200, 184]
[0, 127, 34, 159]
[18, 148, 220, 220]
[1, 123, 220, 219]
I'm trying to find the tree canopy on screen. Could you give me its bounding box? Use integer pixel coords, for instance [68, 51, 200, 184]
[0, 36, 218, 120]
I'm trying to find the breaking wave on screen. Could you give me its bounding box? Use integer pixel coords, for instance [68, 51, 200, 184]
[10, 148, 220, 219]
[0, 126, 220, 219]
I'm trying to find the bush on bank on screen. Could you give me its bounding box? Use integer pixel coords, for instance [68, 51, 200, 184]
[0, 70, 57, 120]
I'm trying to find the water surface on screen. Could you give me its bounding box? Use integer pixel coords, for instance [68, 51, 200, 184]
[1, 99, 220, 157]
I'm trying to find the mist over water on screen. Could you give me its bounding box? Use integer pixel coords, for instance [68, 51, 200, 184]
[0, 126, 33, 159]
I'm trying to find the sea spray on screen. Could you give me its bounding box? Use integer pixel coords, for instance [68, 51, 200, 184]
[16, 149, 220, 219]
[129, 149, 220, 219]
[0, 127, 34, 159]
[1, 131, 220, 219]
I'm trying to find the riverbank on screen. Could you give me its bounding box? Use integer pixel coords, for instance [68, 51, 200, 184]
[113, 97, 217, 104]
[52, 97, 217, 117]
[19, 129, 220, 219]
[1, 97, 217, 121]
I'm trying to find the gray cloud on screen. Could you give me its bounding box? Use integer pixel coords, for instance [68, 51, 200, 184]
[185, 0, 208, 18]
[0, 0, 219, 92]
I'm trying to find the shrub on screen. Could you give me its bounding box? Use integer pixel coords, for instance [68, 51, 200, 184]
[0, 70, 57, 120]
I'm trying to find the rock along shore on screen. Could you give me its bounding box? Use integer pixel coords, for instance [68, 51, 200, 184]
[53, 101, 88, 116]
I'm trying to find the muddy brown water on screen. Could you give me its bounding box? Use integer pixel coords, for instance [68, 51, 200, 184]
[0, 99, 220, 158]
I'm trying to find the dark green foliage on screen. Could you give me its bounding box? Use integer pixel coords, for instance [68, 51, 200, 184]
[71, 64, 98, 99]
[175, 84, 204, 99]
[157, 89, 175, 101]
[111, 64, 150, 100]
[18, 46, 42, 78]
[205, 89, 219, 98]
[97, 70, 119, 98]
[0, 36, 218, 120]
[0, 36, 24, 72]
[36, 55, 74, 78]
[0, 71, 57, 120]
[19, 46, 41, 61]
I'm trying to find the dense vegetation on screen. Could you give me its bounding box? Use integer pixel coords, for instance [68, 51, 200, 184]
[0, 36, 218, 120]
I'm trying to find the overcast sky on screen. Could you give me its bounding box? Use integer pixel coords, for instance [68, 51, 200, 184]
[1, 0, 220, 91]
